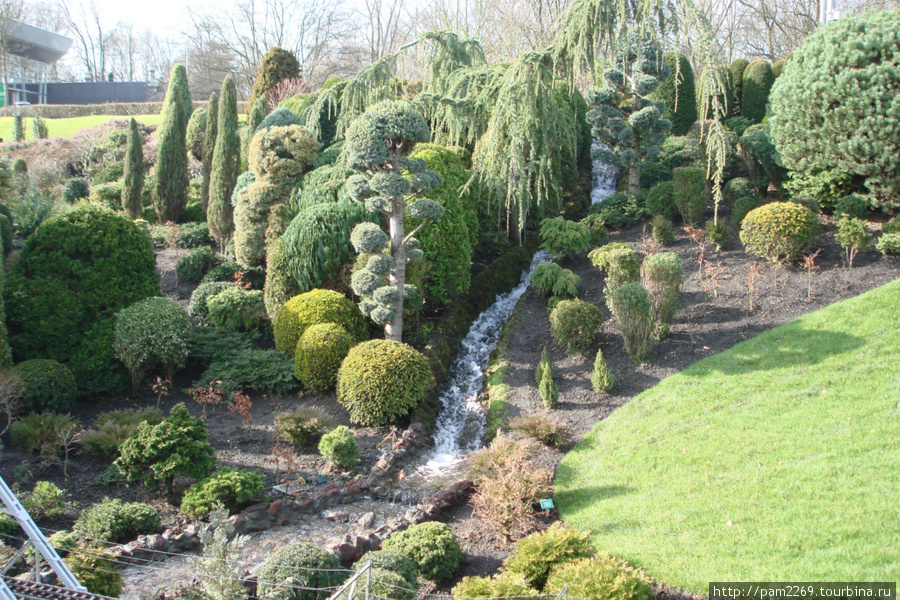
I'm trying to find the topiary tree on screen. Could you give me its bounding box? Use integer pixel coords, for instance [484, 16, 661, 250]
[728, 58, 750, 117]
[587, 35, 671, 197]
[32, 117, 48, 139]
[256, 541, 346, 600]
[381, 521, 463, 583]
[318, 425, 360, 470]
[243, 96, 269, 170]
[114, 297, 190, 391]
[186, 107, 208, 161]
[295, 322, 354, 391]
[13, 359, 77, 412]
[250, 47, 300, 109]
[208, 75, 240, 248]
[739, 201, 819, 263]
[4, 205, 159, 395]
[741, 60, 775, 123]
[13, 114, 24, 142]
[115, 403, 216, 497]
[769, 9, 900, 209]
[345, 100, 444, 341]
[654, 51, 697, 136]
[201, 91, 218, 213]
[0, 263, 11, 368]
[273, 289, 367, 357]
[121, 117, 144, 219]
[154, 64, 191, 223]
[336, 339, 432, 426]
[62, 178, 90, 203]
[549, 299, 603, 355]
[640, 252, 682, 340]
[257, 107, 303, 131]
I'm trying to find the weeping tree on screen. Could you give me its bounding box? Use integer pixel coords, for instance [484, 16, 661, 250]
[121, 118, 144, 219]
[586, 36, 671, 198]
[345, 100, 445, 342]
[201, 92, 218, 213]
[208, 76, 240, 249]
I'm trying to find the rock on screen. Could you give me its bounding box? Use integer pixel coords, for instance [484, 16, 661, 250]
[268, 500, 283, 515]
[333, 541, 357, 562]
[322, 510, 350, 523]
[372, 486, 390, 499]
[356, 511, 377, 529]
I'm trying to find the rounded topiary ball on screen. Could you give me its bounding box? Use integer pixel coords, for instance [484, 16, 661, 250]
[295, 323, 355, 392]
[739, 201, 819, 263]
[545, 554, 652, 600]
[381, 522, 463, 583]
[336, 340, 432, 426]
[113, 297, 190, 387]
[13, 359, 77, 412]
[549, 299, 603, 355]
[355, 550, 418, 587]
[273, 289, 367, 357]
[256, 541, 347, 600]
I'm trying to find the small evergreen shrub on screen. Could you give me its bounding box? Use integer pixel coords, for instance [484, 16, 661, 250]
[81, 408, 164, 461]
[256, 107, 304, 132]
[336, 340, 432, 426]
[295, 323, 354, 391]
[730, 196, 760, 227]
[188, 282, 234, 325]
[549, 299, 603, 355]
[381, 522, 463, 583]
[882, 218, 900, 235]
[114, 297, 191, 389]
[73, 498, 160, 543]
[539, 367, 558, 409]
[89, 181, 125, 210]
[318, 425, 360, 470]
[176, 246, 220, 283]
[740, 201, 819, 263]
[197, 348, 297, 395]
[588, 242, 633, 272]
[173, 222, 213, 247]
[605, 248, 641, 290]
[535, 346, 550, 384]
[180, 467, 265, 518]
[13, 359, 77, 412]
[355, 550, 418, 587]
[580, 214, 609, 246]
[62, 178, 90, 203]
[705, 218, 729, 250]
[22, 481, 66, 519]
[275, 408, 333, 447]
[93, 161, 125, 185]
[836, 216, 871, 268]
[835, 194, 868, 220]
[273, 290, 367, 357]
[539, 217, 591, 259]
[640, 252, 683, 340]
[335, 567, 414, 600]
[591, 348, 615, 393]
[206, 287, 267, 333]
[588, 193, 646, 229]
[502, 522, 596, 590]
[544, 554, 653, 600]
[651, 215, 675, 245]
[65, 545, 123, 597]
[452, 574, 537, 600]
[256, 541, 347, 600]
[11, 412, 80, 455]
[531, 262, 580, 297]
[724, 177, 759, 202]
[673, 167, 706, 225]
[643, 180, 678, 220]
[607, 282, 654, 363]
[639, 162, 673, 190]
[660, 136, 701, 169]
[509, 413, 572, 447]
[876, 232, 900, 255]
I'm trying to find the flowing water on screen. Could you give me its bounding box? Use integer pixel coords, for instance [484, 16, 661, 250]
[591, 140, 619, 205]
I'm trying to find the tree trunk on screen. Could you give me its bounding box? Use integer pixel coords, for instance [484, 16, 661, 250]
[385, 196, 406, 342]
[628, 162, 641, 198]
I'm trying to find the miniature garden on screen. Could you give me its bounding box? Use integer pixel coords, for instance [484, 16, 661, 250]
[0, 4, 898, 600]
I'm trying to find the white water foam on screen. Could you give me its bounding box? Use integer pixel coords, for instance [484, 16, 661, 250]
[418, 251, 553, 476]
[591, 140, 619, 205]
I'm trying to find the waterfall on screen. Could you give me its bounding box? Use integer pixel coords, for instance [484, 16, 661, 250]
[591, 140, 619, 205]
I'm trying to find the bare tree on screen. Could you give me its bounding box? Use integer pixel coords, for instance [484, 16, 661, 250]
[57, 0, 117, 81]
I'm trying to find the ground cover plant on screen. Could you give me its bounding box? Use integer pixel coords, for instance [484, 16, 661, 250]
[556, 279, 900, 590]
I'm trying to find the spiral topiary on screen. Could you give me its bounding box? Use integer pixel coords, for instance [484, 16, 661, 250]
[273, 290, 367, 357]
[336, 340, 432, 426]
[295, 323, 355, 391]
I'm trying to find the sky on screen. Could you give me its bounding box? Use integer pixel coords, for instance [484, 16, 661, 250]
[84, 0, 213, 37]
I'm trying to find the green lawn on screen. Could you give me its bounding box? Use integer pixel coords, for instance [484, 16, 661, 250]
[0, 114, 163, 141]
[556, 278, 900, 592]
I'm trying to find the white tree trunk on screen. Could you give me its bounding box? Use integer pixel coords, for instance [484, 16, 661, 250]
[385, 195, 406, 342]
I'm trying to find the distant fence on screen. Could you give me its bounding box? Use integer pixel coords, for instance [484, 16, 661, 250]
[1, 100, 250, 119]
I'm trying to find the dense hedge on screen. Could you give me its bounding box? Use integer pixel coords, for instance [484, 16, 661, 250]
[4, 206, 159, 395]
[654, 51, 697, 136]
[273, 289, 367, 357]
[336, 340, 433, 426]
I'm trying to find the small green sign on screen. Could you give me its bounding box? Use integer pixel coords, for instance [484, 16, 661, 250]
[540, 498, 555, 510]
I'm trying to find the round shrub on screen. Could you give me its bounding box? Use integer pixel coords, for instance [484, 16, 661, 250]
[189, 282, 233, 325]
[882, 218, 900, 235]
[545, 554, 653, 600]
[724, 177, 759, 202]
[62, 178, 89, 203]
[741, 60, 775, 123]
[256, 541, 347, 600]
[93, 161, 124, 185]
[206, 287, 267, 333]
[73, 498, 160, 543]
[176, 246, 220, 283]
[256, 107, 303, 132]
[643, 180, 677, 220]
[638, 162, 673, 191]
[295, 323, 354, 391]
[13, 359, 77, 412]
[249, 125, 320, 180]
[876, 232, 900, 255]
[114, 297, 190, 388]
[739, 201, 819, 263]
[4, 205, 159, 395]
[337, 567, 414, 600]
[336, 340, 432, 426]
[355, 550, 417, 587]
[381, 522, 463, 583]
[502, 523, 596, 590]
[452, 574, 537, 600]
[318, 425, 360, 470]
[588, 242, 633, 273]
[835, 194, 868, 220]
[275, 408, 333, 447]
[549, 299, 603, 355]
[180, 467, 265, 518]
[730, 195, 760, 227]
[768, 9, 900, 209]
[274, 290, 367, 357]
[65, 545, 123, 597]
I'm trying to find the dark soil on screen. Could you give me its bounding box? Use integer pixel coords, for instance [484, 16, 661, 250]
[1, 215, 897, 598]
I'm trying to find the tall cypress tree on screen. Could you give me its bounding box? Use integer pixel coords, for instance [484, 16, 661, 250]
[201, 91, 219, 213]
[154, 79, 189, 223]
[121, 118, 144, 219]
[162, 64, 193, 126]
[208, 75, 240, 249]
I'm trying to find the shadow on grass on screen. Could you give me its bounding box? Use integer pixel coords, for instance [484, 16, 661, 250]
[684, 322, 864, 376]
[555, 481, 636, 508]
